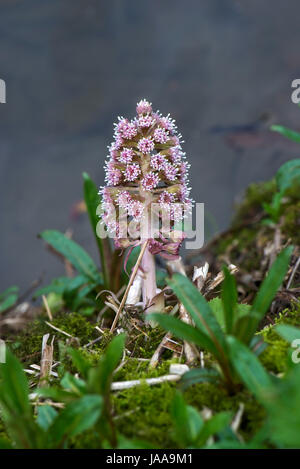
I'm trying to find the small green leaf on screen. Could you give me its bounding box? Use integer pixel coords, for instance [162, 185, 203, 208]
[198, 411, 232, 445]
[69, 348, 91, 380]
[271, 125, 300, 143]
[60, 372, 86, 395]
[40, 230, 101, 283]
[180, 368, 221, 390]
[0, 294, 18, 313]
[171, 391, 203, 447]
[33, 277, 75, 298]
[221, 267, 237, 333]
[37, 405, 58, 431]
[275, 158, 300, 193]
[87, 334, 125, 395]
[0, 286, 18, 302]
[49, 395, 103, 446]
[238, 247, 293, 344]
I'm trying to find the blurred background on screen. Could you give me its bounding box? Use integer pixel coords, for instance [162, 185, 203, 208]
[1, 0, 300, 291]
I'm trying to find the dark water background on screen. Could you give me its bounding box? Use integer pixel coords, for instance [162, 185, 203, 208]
[1, 0, 300, 291]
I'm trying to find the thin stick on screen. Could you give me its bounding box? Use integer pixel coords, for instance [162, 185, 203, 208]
[45, 321, 72, 338]
[110, 240, 148, 332]
[42, 295, 53, 321]
[287, 255, 300, 290]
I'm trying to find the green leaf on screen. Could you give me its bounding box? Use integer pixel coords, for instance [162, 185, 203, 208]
[48, 395, 103, 446]
[275, 158, 300, 193]
[69, 348, 91, 380]
[60, 372, 86, 395]
[276, 324, 300, 343]
[271, 125, 300, 143]
[233, 312, 261, 344]
[198, 411, 232, 446]
[37, 405, 58, 431]
[117, 435, 156, 449]
[36, 387, 79, 403]
[0, 349, 31, 416]
[0, 294, 18, 313]
[167, 274, 227, 358]
[171, 392, 203, 447]
[40, 230, 101, 283]
[0, 286, 18, 302]
[179, 368, 221, 390]
[238, 247, 293, 344]
[83, 172, 112, 288]
[0, 350, 41, 448]
[227, 336, 272, 398]
[33, 277, 75, 298]
[209, 298, 251, 333]
[221, 267, 237, 333]
[147, 313, 218, 357]
[87, 334, 125, 395]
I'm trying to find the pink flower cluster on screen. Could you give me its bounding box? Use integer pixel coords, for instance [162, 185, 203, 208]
[100, 99, 193, 246]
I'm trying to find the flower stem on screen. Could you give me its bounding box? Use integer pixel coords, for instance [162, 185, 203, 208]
[141, 245, 157, 309]
[110, 240, 148, 332]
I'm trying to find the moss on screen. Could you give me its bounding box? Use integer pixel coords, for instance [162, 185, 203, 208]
[183, 382, 265, 440]
[282, 201, 300, 245]
[232, 180, 276, 226]
[113, 382, 176, 448]
[259, 302, 300, 373]
[10, 311, 98, 366]
[127, 327, 169, 359]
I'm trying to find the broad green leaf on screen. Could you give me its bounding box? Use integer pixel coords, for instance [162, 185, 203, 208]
[238, 247, 293, 344]
[37, 405, 58, 431]
[40, 230, 101, 283]
[221, 266, 237, 333]
[227, 336, 272, 398]
[83, 172, 112, 288]
[147, 313, 218, 357]
[167, 274, 227, 357]
[49, 395, 103, 446]
[275, 158, 300, 193]
[271, 125, 300, 143]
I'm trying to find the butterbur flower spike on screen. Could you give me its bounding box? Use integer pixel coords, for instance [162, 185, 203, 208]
[101, 99, 193, 330]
